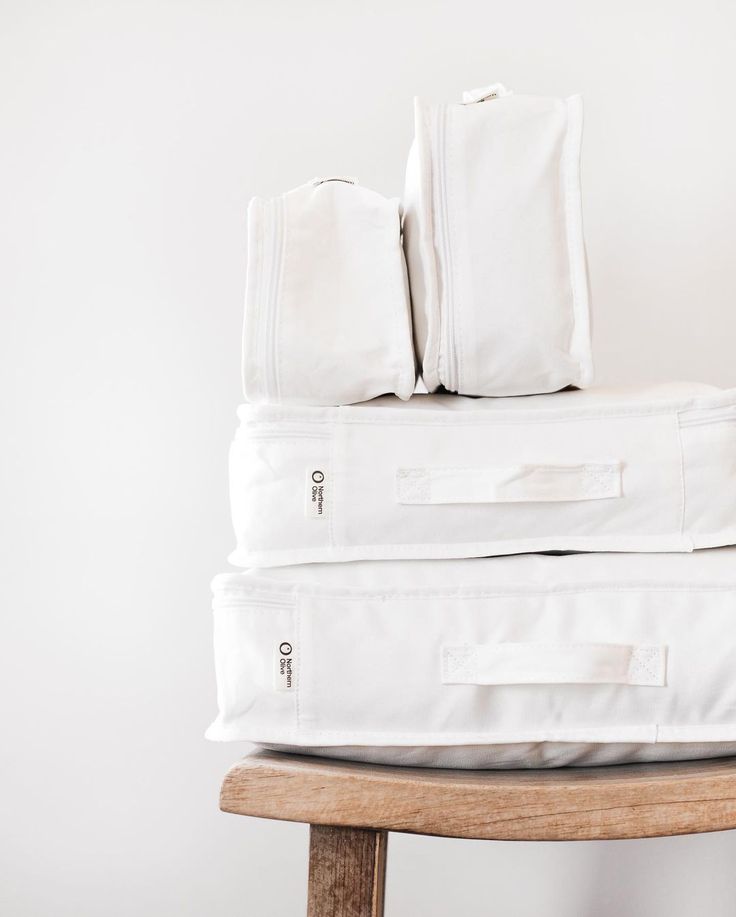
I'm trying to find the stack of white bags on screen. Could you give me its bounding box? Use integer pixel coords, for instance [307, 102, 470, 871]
[207, 84, 736, 768]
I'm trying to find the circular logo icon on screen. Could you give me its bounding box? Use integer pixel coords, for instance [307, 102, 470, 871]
[311, 470, 324, 484]
[279, 642, 293, 656]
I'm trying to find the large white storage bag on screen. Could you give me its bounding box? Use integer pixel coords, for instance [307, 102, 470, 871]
[207, 548, 736, 768]
[243, 177, 415, 406]
[229, 383, 736, 567]
[403, 83, 593, 397]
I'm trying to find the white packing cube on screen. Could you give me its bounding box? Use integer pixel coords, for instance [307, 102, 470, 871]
[403, 83, 593, 396]
[243, 177, 415, 405]
[228, 382, 736, 568]
[207, 548, 736, 768]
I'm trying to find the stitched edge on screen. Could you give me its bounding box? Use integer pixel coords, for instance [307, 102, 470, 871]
[415, 98, 442, 391]
[229, 532, 696, 568]
[675, 411, 687, 538]
[562, 94, 593, 386]
[214, 582, 736, 605]
[240, 390, 736, 426]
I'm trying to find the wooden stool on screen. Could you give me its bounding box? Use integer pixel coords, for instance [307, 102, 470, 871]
[220, 751, 736, 917]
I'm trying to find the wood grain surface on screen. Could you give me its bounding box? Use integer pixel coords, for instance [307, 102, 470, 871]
[220, 751, 736, 841]
[307, 826, 386, 917]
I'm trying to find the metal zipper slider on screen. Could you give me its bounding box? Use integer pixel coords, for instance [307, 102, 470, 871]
[461, 83, 512, 104]
[311, 176, 358, 186]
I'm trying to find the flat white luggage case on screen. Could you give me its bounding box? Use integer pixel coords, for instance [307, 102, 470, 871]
[207, 548, 736, 768]
[403, 83, 592, 396]
[229, 383, 736, 568]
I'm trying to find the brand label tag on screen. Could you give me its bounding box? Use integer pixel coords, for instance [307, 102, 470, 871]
[305, 468, 328, 519]
[274, 641, 296, 692]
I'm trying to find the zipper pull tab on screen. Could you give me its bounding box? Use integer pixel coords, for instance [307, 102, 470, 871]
[311, 176, 358, 187]
[461, 83, 512, 104]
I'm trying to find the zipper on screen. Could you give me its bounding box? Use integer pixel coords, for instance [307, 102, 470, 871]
[259, 196, 285, 401]
[461, 82, 511, 104]
[215, 590, 295, 611]
[433, 104, 459, 392]
[433, 85, 510, 391]
[311, 176, 357, 186]
[679, 405, 736, 428]
[242, 425, 333, 442]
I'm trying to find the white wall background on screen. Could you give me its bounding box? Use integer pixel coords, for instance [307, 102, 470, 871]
[2, 1, 736, 914]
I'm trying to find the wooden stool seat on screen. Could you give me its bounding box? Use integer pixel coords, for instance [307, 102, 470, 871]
[220, 752, 736, 915]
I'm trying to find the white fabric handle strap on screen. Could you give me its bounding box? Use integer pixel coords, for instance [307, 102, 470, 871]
[396, 462, 623, 505]
[441, 643, 667, 687]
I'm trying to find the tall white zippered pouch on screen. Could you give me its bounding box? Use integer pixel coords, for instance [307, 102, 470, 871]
[403, 83, 593, 396]
[243, 178, 415, 406]
[207, 548, 736, 768]
[228, 382, 736, 568]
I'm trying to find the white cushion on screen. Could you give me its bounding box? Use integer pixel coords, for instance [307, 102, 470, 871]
[207, 548, 736, 768]
[403, 84, 593, 396]
[243, 178, 415, 406]
[228, 382, 736, 567]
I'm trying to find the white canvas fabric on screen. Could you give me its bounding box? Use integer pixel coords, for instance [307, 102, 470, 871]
[243, 177, 415, 405]
[403, 83, 593, 396]
[207, 548, 736, 768]
[228, 382, 736, 568]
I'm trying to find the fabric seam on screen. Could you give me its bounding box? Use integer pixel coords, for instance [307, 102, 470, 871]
[562, 95, 592, 385]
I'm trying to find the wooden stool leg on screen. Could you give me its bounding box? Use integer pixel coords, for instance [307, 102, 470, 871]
[307, 824, 387, 917]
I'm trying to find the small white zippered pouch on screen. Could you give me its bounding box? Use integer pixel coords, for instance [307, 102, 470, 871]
[228, 382, 736, 567]
[243, 178, 415, 405]
[207, 548, 736, 769]
[403, 83, 593, 396]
